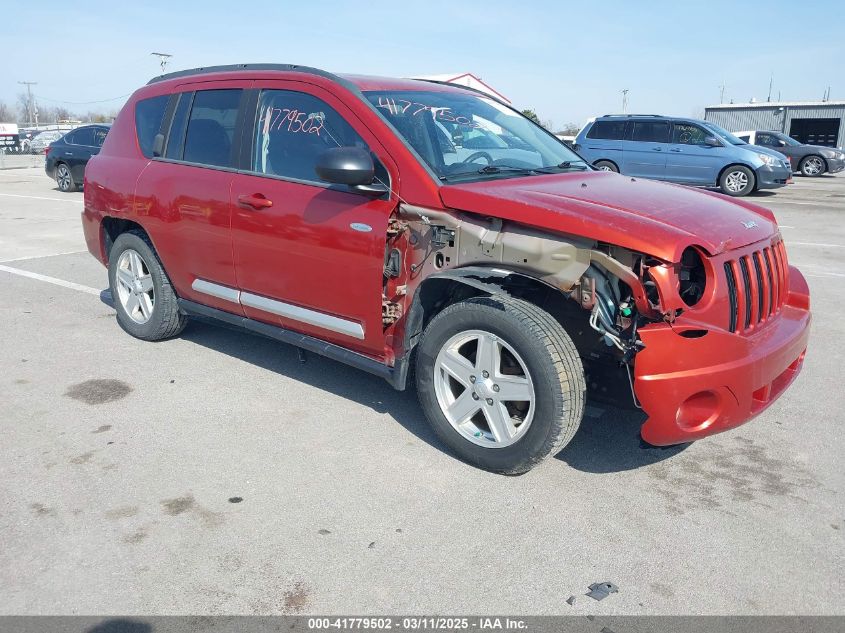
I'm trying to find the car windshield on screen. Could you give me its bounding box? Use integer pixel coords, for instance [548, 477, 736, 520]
[364, 90, 588, 182]
[702, 122, 747, 146]
[773, 132, 801, 146]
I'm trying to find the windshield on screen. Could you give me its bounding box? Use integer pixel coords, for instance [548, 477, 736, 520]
[702, 122, 747, 146]
[364, 90, 588, 182]
[773, 132, 801, 146]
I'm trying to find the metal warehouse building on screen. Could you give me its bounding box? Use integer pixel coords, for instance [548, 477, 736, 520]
[705, 101, 845, 148]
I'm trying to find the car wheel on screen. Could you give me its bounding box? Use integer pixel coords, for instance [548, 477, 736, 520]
[719, 165, 755, 196]
[799, 155, 825, 177]
[108, 230, 187, 341]
[415, 295, 585, 474]
[593, 160, 618, 173]
[56, 163, 74, 192]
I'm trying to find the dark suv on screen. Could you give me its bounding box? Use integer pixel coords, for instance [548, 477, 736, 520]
[80, 64, 810, 473]
[45, 124, 110, 191]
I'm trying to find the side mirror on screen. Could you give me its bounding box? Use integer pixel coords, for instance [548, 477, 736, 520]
[776, 140, 787, 147]
[315, 147, 388, 196]
[704, 136, 722, 147]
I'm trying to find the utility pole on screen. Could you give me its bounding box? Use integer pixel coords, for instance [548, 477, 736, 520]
[18, 81, 37, 126]
[151, 52, 172, 74]
[767, 74, 773, 102]
[719, 83, 726, 104]
[621, 89, 629, 114]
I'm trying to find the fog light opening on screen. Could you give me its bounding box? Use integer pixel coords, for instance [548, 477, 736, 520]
[676, 390, 721, 431]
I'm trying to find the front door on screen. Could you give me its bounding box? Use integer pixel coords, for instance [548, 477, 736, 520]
[230, 82, 399, 358]
[665, 121, 725, 184]
[621, 120, 669, 179]
[64, 127, 97, 182]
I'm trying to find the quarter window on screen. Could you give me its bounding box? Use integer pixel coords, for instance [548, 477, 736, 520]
[134, 95, 168, 158]
[93, 127, 108, 147]
[586, 120, 627, 140]
[253, 90, 378, 184]
[631, 121, 670, 143]
[183, 89, 242, 168]
[671, 123, 709, 145]
[165, 92, 192, 160]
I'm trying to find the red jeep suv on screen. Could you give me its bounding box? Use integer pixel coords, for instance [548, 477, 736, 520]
[81, 64, 811, 473]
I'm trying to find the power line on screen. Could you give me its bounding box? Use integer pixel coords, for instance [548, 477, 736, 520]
[34, 93, 132, 106]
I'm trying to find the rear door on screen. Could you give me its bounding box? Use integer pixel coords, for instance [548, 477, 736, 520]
[621, 119, 669, 179]
[229, 80, 399, 357]
[665, 121, 725, 184]
[133, 82, 250, 313]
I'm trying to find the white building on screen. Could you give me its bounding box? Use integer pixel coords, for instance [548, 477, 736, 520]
[411, 73, 511, 104]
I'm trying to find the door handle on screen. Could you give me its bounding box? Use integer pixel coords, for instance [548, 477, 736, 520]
[652, 147, 662, 151]
[669, 148, 682, 152]
[237, 193, 273, 210]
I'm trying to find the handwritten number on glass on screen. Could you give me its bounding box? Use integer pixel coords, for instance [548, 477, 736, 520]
[262, 105, 325, 136]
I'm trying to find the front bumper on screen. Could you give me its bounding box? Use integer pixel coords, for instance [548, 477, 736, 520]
[825, 156, 845, 174]
[755, 161, 792, 189]
[634, 265, 810, 445]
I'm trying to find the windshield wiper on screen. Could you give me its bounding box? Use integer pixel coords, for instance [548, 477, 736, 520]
[477, 164, 536, 175]
[533, 161, 590, 173]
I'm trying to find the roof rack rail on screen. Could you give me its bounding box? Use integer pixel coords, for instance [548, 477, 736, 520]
[146, 63, 340, 85]
[599, 113, 664, 118]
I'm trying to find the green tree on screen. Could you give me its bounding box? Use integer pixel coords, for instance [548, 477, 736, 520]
[521, 109, 541, 125]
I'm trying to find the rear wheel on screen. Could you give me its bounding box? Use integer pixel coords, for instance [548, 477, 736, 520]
[415, 295, 585, 474]
[56, 163, 74, 192]
[593, 160, 618, 172]
[719, 165, 755, 196]
[108, 230, 187, 341]
[799, 155, 825, 177]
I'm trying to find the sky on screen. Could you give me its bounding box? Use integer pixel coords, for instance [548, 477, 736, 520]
[2, 0, 844, 129]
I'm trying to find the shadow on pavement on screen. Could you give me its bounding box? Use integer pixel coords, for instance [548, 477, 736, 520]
[178, 317, 687, 474]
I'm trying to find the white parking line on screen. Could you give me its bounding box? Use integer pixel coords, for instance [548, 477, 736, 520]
[789, 241, 845, 249]
[0, 264, 102, 296]
[0, 250, 88, 264]
[0, 193, 82, 204]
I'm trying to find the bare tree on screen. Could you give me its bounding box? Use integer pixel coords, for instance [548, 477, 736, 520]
[556, 122, 581, 136]
[0, 102, 13, 122]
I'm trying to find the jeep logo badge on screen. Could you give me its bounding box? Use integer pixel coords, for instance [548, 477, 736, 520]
[741, 220, 758, 229]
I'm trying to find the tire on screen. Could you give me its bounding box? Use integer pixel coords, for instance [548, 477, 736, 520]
[719, 165, 755, 196]
[108, 230, 187, 341]
[593, 160, 618, 173]
[799, 155, 826, 177]
[55, 163, 75, 192]
[415, 295, 585, 474]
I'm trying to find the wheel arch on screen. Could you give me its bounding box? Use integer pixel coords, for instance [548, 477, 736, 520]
[101, 217, 155, 265]
[397, 266, 566, 389]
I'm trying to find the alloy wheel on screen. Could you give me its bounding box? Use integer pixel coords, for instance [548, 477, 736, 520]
[57, 165, 71, 191]
[433, 329, 535, 448]
[803, 157, 824, 176]
[725, 170, 748, 193]
[115, 249, 155, 324]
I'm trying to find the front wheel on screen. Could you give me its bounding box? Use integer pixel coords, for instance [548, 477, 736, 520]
[415, 295, 585, 474]
[719, 165, 755, 196]
[799, 155, 825, 177]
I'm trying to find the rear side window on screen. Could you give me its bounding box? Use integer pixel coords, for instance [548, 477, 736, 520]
[631, 121, 670, 143]
[586, 120, 626, 140]
[93, 127, 108, 147]
[67, 127, 95, 146]
[183, 89, 242, 168]
[135, 95, 168, 158]
[253, 89, 379, 183]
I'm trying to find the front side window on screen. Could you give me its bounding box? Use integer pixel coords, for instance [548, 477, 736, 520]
[631, 121, 670, 143]
[756, 132, 776, 146]
[93, 127, 108, 147]
[702, 122, 747, 146]
[253, 90, 379, 183]
[773, 131, 801, 147]
[183, 89, 242, 168]
[135, 95, 168, 158]
[365, 90, 587, 182]
[672, 123, 709, 145]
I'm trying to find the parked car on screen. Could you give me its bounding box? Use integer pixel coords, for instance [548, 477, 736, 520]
[734, 130, 845, 177]
[44, 124, 110, 191]
[18, 129, 39, 153]
[81, 65, 810, 473]
[29, 130, 64, 155]
[574, 114, 792, 196]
